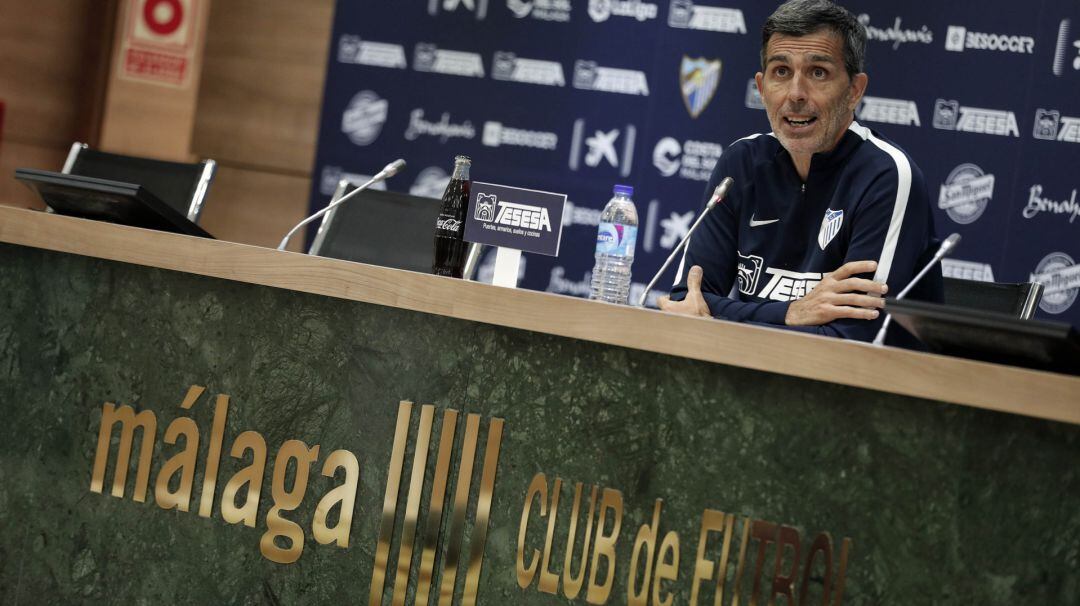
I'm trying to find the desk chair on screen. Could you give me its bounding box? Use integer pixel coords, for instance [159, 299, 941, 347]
[942, 277, 1044, 319]
[62, 143, 216, 223]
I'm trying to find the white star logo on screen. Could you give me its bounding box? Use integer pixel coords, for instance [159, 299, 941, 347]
[659, 211, 694, 249]
[585, 129, 620, 168]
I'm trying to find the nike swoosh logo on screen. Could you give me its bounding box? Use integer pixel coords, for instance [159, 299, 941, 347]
[749, 215, 779, 227]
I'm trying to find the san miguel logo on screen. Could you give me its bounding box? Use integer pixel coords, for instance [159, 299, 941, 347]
[679, 56, 721, 119]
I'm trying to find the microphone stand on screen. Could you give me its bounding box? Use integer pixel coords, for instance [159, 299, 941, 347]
[636, 177, 734, 307]
[277, 160, 405, 251]
[872, 233, 961, 346]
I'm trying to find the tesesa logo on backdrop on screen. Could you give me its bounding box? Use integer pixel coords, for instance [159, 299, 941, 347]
[428, 0, 489, 19]
[341, 90, 388, 146]
[1023, 184, 1080, 224]
[944, 25, 1034, 54]
[482, 121, 559, 150]
[856, 14, 933, 50]
[506, 0, 571, 22]
[1031, 252, 1080, 314]
[1032, 108, 1080, 143]
[573, 60, 650, 95]
[941, 259, 995, 282]
[588, 0, 659, 23]
[938, 163, 995, 225]
[413, 43, 485, 78]
[668, 0, 747, 34]
[932, 99, 1019, 137]
[568, 118, 636, 177]
[652, 137, 722, 181]
[857, 96, 921, 127]
[337, 35, 406, 69]
[404, 109, 476, 143]
[1052, 19, 1080, 76]
[680, 56, 721, 118]
[492, 51, 565, 87]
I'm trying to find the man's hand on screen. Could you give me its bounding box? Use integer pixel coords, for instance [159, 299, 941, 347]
[785, 260, 887, 326]
[657, 265, 711, 318]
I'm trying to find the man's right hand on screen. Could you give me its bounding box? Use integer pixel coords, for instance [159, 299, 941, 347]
[785, 260, 887, 326]
[657, 265, 711, 318]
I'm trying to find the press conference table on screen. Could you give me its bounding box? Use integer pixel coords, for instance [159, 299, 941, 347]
[1, 204, 1078, 604]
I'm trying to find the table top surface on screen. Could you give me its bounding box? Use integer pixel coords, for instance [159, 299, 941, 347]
[1, 205, 1077, 425]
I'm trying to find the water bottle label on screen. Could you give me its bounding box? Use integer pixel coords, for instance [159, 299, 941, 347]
[595, 222, 637, 257]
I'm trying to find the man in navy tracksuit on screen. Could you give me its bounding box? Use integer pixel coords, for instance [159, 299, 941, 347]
[660, 0, 938, 343]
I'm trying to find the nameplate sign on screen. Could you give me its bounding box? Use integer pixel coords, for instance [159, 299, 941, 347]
[464, 182, 566, 256]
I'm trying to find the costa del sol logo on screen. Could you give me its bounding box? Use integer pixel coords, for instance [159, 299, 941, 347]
[341, 90, 388, 146]
[668, 0, 746, 33]
[652, 136, 722, 181]
[1031, 252, 1080, 314]
[679, 56, 721, 118]
[932, 99, 1019, 137]
[938, 163, 994, 225]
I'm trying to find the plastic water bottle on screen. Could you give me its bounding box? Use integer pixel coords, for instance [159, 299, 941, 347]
[589, 184, 638, 304]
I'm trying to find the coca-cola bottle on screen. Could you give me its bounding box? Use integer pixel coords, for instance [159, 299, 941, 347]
[432, 155, 472, 278]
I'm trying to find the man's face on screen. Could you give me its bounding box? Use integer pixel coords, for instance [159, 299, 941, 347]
[755, 30, 867, 158]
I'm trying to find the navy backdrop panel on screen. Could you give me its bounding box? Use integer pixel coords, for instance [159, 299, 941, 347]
[309, 0, 1080, 327]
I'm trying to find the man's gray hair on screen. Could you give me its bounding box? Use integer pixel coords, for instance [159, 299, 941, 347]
[760, 0, 867, 78]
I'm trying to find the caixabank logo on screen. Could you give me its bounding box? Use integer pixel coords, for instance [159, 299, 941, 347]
[569, 119, 637, 177]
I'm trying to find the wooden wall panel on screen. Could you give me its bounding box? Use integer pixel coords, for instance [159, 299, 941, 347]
[191, 0, 334, 174]
[196, 166, 310, 252]
[0, 142, 62, 209]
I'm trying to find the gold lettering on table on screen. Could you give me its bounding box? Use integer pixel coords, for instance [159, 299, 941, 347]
[220, 430, 267, 527]
[415, 408, 459, 605]
[564, 483, 599, 600]
[539, 477, 564, 594]
[260, 439, 321, 564]
[628, 500, 663, 606]
[88, 386, 362, 565]
[586, 488, 624, 605]
[90, 402, 158, 501]
[368, 401, 505, 606]
[517, 472, 548, 589]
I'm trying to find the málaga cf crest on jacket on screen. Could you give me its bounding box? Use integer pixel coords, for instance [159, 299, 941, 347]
[669, 121, 939, 343]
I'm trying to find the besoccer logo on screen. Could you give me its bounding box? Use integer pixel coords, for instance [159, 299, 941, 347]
[475, 193, 497, 221]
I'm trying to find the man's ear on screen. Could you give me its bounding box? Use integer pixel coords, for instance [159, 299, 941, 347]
[754, 71, 765, 97]
[848, 72, 869, 111]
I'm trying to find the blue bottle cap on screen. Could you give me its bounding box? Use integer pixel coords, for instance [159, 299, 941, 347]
[613, 184, 634, 196]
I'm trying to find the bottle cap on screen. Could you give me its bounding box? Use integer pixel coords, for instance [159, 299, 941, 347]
[613, 184, 634, 196]
[454, 155, 471, 164]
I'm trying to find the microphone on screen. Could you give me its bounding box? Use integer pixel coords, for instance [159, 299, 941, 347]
[872, 233, 961, 346]
[636, 177, 734, 307]
[277, 158, 406, 251]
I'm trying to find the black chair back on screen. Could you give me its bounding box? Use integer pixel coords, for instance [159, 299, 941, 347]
[942, 277, 1043, 319]
[308, 186, 442, 273]
[65, 144, 215, 222]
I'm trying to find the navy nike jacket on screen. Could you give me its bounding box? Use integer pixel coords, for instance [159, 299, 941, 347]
[669, 121, 939, 343]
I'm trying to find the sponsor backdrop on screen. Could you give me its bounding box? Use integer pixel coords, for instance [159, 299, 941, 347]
[309, 0, 1080, 328]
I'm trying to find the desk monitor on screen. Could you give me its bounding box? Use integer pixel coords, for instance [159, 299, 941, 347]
[887, 298, 1080, 375]
[14, 168, 213, 238]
